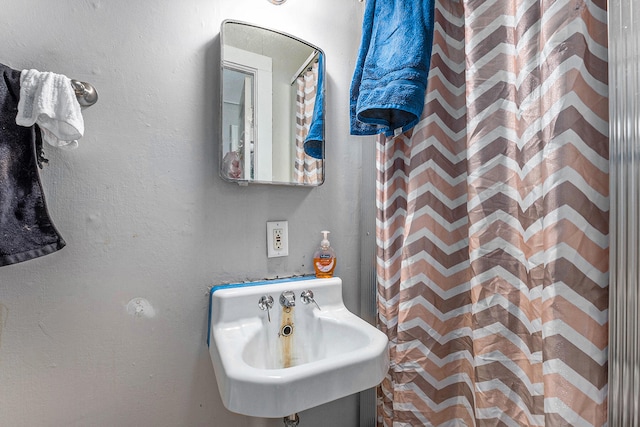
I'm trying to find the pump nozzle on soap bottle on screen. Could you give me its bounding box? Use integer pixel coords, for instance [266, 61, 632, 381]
[313, 230, 337, 278]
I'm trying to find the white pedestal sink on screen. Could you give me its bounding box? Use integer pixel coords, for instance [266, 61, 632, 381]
[207, 276, 389, 418]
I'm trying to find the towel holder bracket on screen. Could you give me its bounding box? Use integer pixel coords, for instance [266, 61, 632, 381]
[70, 79, 98, 107]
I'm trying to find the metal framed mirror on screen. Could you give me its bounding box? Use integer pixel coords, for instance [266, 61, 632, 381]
[220, 20, 325, 186]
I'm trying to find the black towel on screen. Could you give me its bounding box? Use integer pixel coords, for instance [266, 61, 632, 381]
[0, 63, 65, 266]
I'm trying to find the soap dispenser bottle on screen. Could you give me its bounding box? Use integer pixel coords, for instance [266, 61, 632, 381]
[313, 230, 336, 278]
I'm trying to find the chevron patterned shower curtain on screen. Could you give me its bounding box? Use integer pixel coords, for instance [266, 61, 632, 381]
[376, 0, 608, 426]
[294, 60, 323, 184]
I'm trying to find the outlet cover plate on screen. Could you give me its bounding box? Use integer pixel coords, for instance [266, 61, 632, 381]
[267, 221, 288, 258]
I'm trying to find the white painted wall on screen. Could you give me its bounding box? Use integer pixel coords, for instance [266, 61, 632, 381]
[0, 1, 370, 426]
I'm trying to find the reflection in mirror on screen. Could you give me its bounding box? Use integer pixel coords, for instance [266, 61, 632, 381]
[220, 20, 325, 186]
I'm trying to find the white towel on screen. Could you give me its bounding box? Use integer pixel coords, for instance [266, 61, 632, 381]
[16, 69, 84, 149]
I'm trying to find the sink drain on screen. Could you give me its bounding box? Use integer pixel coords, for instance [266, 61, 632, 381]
[280, 323, 293, 337]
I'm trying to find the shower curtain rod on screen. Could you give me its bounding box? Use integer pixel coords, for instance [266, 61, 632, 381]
[290, 50, 319, 85]
[70, 79, 98, 107]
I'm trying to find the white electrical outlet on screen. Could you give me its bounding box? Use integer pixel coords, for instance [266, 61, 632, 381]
[267, 221, 288, 258]
[273, 228, 283, 249]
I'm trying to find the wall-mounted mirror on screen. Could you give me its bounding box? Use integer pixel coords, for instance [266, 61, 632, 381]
[220, 20, 325, 186]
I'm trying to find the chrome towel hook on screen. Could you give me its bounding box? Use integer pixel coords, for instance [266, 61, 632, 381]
[70, 79, 98, 107]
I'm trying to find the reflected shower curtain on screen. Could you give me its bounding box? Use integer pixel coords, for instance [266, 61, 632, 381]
[294, 61, 322, 184]
[376, 0, 609, 425]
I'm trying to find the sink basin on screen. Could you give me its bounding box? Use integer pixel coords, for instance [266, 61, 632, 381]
[207, 276, 389, 418]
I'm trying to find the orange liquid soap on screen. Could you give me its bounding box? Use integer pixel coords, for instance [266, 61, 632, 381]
[313, 230, 336, 278]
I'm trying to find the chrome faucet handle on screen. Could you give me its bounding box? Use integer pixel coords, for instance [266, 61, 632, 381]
[301, 290, 321, 311]
[280, 290, 295, 308]
[258, 295, 274, 322]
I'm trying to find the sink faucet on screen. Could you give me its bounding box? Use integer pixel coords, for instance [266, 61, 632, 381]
[280, 290, 295, 307]
[258, 295, 274, 322]
[301, 290, 321, 310]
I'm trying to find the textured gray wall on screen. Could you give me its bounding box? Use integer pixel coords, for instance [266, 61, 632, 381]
[0, 1, 370, 426]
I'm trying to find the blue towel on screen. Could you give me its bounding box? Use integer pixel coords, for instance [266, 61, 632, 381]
[350, 0, 435, 137]
[304, 53, 324, 159]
